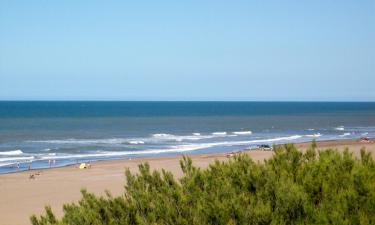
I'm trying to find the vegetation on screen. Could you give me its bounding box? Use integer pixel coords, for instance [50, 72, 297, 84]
[31, 144, 375, 225]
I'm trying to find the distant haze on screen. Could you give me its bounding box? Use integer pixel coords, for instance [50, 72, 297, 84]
[0, 1, 374, 101]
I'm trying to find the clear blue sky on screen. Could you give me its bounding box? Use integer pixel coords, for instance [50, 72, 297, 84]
[0, 0, 374, 101]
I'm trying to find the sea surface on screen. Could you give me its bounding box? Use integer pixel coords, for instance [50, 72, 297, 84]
[1, 101, 375, 174]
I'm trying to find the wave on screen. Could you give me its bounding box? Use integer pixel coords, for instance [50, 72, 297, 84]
[30, 135, 208, 146]
[307, 128, 315, 131]
[127, 141, 145, 145]
[34, 135, 303, 160]
[339, 132, 351, 137]
[38, 148, 201, 160]
[232, 131, 252, 135]
[151, 133, 212, 141]
[32, 138, 146, 145]
[0, 156, 34, 163]
[38, 145, 214, 160]
[0, 150, 24, 156]
[170, 135, 304, 152]
[30, 131, 237, 146]
[335, 126, 345, 131]
[30, 138, 128, 145]
[361, 132, 369, 136]
[212, 132, 227, 136]
[305, 133, 322, 138]
[152, 133, 172, 138]
[230, 135, 300, 146]
[0, 162, 17, 167]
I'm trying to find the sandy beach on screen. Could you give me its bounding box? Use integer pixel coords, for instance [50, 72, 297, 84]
[1, 138, 374, 225]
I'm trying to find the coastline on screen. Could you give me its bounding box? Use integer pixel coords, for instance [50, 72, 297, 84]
[1, 138, 374, 225]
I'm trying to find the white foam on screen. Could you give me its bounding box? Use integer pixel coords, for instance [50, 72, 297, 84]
[232, 131, 252, 135]
[361, 132, 369, 136]
[0, 162, 16, 167]
[0, 156, 34, 162]
[335, 126, 345, 131]
[229, 135, 303, 145]
[0, 150, 24, 156]
[305, 133, 322, 138]
[307, 128, 315, 131]
[26, 135, 304, 161]
[128, 141, 145, 145]
[151, 133, 212, 141]
[212, 132, 227, 136]
[39, 143, 215, 160]
[30, 138, 128, 144]
[152, 133, 172, 138]
[340, 132, 351, 137]
[171, 135, 303, 151]
[30, 132, 218, 146]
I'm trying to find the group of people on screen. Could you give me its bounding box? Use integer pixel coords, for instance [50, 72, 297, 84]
[15, 159, 57, 171]
[48, 159, 56, 168]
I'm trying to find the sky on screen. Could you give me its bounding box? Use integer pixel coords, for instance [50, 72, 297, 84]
[0, 0, 374, 101]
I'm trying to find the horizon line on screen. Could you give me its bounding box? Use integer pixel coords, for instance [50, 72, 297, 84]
[0, 100, 375, 103]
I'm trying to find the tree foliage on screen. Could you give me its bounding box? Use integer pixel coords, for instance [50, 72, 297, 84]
[31, 145, 375, 225]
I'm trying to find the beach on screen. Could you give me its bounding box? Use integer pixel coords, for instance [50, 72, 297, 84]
[0, 138, 374, 225]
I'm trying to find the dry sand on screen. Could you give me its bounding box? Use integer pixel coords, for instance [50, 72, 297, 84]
[0, 138, 374, 225]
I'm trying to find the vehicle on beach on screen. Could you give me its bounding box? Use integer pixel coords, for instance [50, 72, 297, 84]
[258, 144, 273, 151]
[359, 137, 371, 143]
[226, 151, 242, 158]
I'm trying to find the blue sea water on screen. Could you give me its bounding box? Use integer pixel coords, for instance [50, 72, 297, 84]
[1, 101, 375, 174]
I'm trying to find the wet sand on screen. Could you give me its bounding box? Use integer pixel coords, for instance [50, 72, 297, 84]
[0, 138, 374, 225]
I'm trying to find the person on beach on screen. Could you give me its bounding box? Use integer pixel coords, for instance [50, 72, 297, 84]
[16, 161, 20, 170]
[48, 159, 51, 168]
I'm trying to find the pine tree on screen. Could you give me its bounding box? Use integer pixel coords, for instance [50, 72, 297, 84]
[31, 144, 375, 225]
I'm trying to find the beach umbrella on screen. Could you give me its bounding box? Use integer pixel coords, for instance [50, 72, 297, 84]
[79, 163, 87, 169]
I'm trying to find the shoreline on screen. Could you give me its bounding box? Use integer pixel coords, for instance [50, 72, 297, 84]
[1, 138, 374, 225]
[2, 137, 373, 176]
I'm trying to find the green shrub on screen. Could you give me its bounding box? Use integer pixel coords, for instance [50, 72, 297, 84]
[31, 144, 375, 225]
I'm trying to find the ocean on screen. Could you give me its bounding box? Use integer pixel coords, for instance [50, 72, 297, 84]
[1, 101, 375, 174]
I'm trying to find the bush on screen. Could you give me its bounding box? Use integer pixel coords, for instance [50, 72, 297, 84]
[31, 145, 375, 225]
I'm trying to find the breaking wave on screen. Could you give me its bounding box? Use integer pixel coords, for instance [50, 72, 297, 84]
[212, 132, 227, 136]
[30, 138, 128, 144]
[340, 132, 351, 137]
[305, 133, 322, 138]
[232, 131, 252, 135]
[0, 156, 34, 162]
[0, 150, 24, 156]
[335, 126, 345, 131]
[127, 141, 145, 145]
[151, 133, 213, 141]
[36, 135, 303, 160]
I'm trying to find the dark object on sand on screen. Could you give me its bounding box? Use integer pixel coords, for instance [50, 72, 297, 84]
[226, 151, 241, 158]
[359, 137, 371, 143]
[258, 144, 273, 151]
